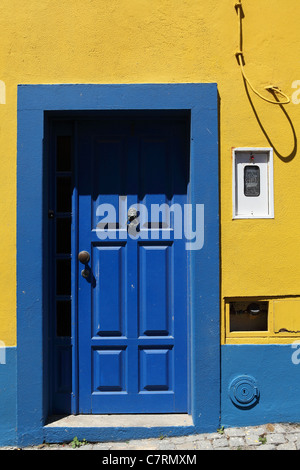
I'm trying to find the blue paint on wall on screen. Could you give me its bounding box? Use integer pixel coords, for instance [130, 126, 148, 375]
[221, 345, 300, 427]
[43, 425, 197, 445]
[15, 84, 220, 447]
[0, 347, 17, 446]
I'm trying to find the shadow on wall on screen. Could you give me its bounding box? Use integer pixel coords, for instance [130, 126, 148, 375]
[235, 1, 297, 162]
[243, 82, 297, 163]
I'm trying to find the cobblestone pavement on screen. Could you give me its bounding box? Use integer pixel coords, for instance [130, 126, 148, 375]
[2, 423, 300, 450]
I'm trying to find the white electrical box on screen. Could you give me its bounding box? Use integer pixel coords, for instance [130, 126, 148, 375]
[233, 148, 274, 219]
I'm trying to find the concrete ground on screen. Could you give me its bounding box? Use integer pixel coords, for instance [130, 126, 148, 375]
[2, 423, 300, 450]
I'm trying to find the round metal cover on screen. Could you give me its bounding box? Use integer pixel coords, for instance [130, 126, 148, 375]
[229, 375, 259, 408]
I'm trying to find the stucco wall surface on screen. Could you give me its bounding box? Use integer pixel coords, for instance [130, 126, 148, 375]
[0, 0, 300, 345]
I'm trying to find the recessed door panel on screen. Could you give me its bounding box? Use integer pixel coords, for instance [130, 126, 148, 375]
[139, 243, 173, 337]
[139, 347, 173, 392]
[93, 348, 126, 392]
[92, 244, 126, 337]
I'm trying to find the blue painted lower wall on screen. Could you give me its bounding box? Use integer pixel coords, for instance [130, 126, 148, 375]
[1, 344, 300, 446]
[221, 345, 300, 427]
[0, 347, 17, 446]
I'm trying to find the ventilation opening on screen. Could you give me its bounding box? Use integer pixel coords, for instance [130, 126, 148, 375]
[229, 301, 268, 332]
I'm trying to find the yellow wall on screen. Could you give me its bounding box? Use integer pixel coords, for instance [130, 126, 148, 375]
[1, 0, 300, 346]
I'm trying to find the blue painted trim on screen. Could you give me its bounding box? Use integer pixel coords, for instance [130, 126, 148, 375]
[17, 84, 219, 446]
[0, 348, 17, 446]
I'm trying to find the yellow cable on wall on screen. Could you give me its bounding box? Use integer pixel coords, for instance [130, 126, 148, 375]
[235, 1, 290, 105]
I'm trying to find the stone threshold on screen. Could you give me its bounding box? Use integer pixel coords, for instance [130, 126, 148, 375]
[45, 414, 193, 428]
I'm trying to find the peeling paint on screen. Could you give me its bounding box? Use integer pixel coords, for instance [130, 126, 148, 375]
[0, 81, 5, 104]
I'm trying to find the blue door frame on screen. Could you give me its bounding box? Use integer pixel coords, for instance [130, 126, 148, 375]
[17, 84, 219, 446]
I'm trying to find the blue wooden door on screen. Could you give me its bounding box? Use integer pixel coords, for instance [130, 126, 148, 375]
[78, 115, 189, 413]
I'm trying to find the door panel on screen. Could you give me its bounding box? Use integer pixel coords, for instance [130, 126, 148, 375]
[138, 243, 173, 336]
[139, 347, 172, 392]
[93, 347, 126, 392]
[78, 116, 189, 414]
[92, 244, 126, 337]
